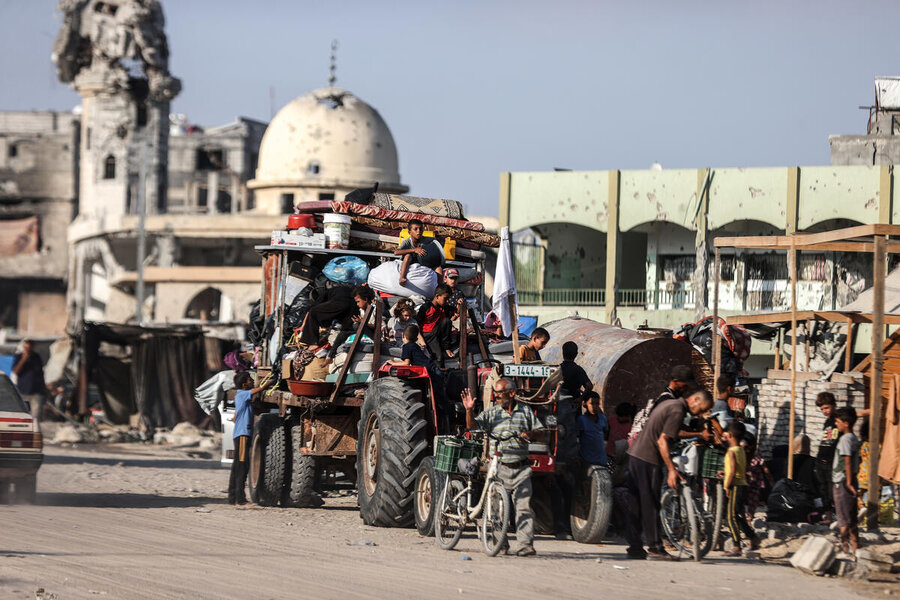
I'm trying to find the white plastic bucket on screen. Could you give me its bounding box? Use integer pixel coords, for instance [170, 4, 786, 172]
[323, 213, 351, 249]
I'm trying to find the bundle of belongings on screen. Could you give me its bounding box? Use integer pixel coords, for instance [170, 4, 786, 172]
[259, 189, 506, 387]
[674, 316, 751, 378]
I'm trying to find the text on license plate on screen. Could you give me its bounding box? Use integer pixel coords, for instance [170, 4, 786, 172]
[503, 364, 557, 378]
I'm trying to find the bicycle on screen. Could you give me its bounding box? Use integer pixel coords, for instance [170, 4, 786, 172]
[434, 431, 515, 557]
[660, 440, 716, 561]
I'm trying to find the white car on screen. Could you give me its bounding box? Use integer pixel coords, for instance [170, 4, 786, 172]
[0, 373, 43, 502]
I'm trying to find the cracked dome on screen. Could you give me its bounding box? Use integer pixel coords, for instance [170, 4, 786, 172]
[252, 87, 405, 191]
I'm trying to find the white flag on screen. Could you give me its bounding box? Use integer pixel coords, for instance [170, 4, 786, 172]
[492, 226, 518, 336]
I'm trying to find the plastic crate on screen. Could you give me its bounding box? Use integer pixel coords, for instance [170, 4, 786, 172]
[700, 446, 725, 480]
[434, 436, 482, 473]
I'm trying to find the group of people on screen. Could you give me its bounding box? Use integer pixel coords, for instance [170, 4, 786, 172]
[297, 218, 470, 372]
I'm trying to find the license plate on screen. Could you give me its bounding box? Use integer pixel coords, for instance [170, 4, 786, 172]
[503, 364, 557, 378]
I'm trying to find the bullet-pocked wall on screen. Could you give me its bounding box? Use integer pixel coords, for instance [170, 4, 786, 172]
[500, 165, 894, 374]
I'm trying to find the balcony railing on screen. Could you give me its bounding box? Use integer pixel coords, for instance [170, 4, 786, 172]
[518, 288, 695, 308]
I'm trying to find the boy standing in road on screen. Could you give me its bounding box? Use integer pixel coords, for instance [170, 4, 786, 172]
[722, 421, 759, 556]
[815, 392, 840, 512]
[228, 372, 268, 505]
[462, 379, 542, 556]
[577, 392, 609, 466]
[832, 407, 861, 552]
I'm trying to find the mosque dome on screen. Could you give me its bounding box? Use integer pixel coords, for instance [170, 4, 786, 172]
[249, 87, 407, 193]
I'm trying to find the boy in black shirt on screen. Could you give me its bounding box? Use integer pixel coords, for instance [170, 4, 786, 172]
[815, 392, 839, 512]
[389, 324, 446, 413]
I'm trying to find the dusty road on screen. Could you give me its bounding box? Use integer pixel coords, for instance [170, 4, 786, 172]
[0, 443, 881, 600]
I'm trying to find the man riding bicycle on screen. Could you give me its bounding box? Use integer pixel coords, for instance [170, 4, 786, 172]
[461, 378, 543, 556]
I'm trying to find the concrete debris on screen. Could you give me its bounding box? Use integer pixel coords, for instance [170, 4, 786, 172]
[829, 558, 871, 580]
[789, 536, 835, 575]
[52, 424, 87, 444]
[195, 508, 212, 513]
[855, 548, 895, 573]
[152, 422, 218, 447]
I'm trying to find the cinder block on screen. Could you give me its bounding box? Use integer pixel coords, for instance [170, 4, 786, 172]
[789, 536, 836, 575]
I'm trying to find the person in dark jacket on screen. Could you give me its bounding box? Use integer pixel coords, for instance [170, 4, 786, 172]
[13, 340, 45, 426]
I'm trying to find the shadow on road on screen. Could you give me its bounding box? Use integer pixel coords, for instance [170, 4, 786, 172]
[36, 491, 223, 509]
[43, 453, 222, 471]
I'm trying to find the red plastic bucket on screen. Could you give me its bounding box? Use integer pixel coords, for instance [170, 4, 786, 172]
[287, 214, 316, 230]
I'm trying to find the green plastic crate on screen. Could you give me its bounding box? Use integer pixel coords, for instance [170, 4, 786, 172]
[701, 446, 726, 480]
[434, 436, 482, 473]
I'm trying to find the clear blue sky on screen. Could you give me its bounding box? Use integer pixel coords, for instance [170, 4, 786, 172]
[1, 0, 897, 216]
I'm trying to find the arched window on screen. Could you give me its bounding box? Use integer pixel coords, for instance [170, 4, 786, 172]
[103, 154, 116, 180]
[184, 287, 233, 322]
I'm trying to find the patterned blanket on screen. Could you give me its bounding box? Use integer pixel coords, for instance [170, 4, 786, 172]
[370, 193, 465, 220]
[297, 201, 484, 232]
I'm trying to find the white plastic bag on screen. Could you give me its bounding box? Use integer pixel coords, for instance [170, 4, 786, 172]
[367, 261, 438, 298]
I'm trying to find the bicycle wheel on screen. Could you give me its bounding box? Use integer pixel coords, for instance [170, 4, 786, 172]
[660, 488, 713, 559]
[435, 476, 465, 550]
[480, 480, 510, 557]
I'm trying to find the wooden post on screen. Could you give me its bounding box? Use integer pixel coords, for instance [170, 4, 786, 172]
[845, 316, 854, 372]
[470, 307, 491, 363]
[712, 249, 721, 391]
[370, 299, 383, 379]
[868, 234, 886, 530]
[509, 296, 521, 365]
[805, 335, 811, 372]
[788, 240, 798, 480]
[458, 302, 468, 369]
[775, 328, 782, 370]
[329, 302, 374, 403]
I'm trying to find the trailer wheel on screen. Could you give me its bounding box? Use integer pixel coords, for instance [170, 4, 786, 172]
[530, 479, 555, 535]
[570, 466, 612, 544]
[284, 422, 323, 507]
[413, 456, 444, 536]
[249, 414, 286, 506]
[357, 377, 428, 528]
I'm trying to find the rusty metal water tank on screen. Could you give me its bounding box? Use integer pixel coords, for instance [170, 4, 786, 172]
[540, 317, 694, 414]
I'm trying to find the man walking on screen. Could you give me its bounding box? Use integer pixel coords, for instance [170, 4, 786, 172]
[626, 387, 713, 560]
[462, 378, 542, 556]
[13, 340, 45, 429]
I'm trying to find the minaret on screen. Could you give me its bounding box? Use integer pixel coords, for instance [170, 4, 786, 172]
[53, 0, 181, 219]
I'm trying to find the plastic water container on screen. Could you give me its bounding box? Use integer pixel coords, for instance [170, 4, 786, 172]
[443, 237, 456, 259]
[323, 213, 351, 249]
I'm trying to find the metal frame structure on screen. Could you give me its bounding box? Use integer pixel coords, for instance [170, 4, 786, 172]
[713, 224, 900, 530]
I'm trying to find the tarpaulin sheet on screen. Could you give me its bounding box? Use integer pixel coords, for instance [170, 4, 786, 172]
[94, 356, 136, 424]
[0, 216, 39, 257]
[83, 323, 207, 429]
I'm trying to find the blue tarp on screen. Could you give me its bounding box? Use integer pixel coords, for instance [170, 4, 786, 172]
[0, 355, 14, 376]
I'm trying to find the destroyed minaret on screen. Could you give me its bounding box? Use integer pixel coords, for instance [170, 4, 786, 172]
[53, 0, 181, 218]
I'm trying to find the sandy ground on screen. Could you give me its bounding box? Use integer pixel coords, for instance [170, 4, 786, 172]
[0, 442, 891, 600]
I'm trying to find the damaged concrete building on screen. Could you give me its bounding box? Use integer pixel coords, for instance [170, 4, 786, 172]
[0, 0, 412, 340]
[0, 111, 79, 336]
[502, 79, 900, 376]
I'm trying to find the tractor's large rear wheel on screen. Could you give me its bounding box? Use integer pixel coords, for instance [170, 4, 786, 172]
[357, 377, 428, 527]
[249, 414, 286, 506]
